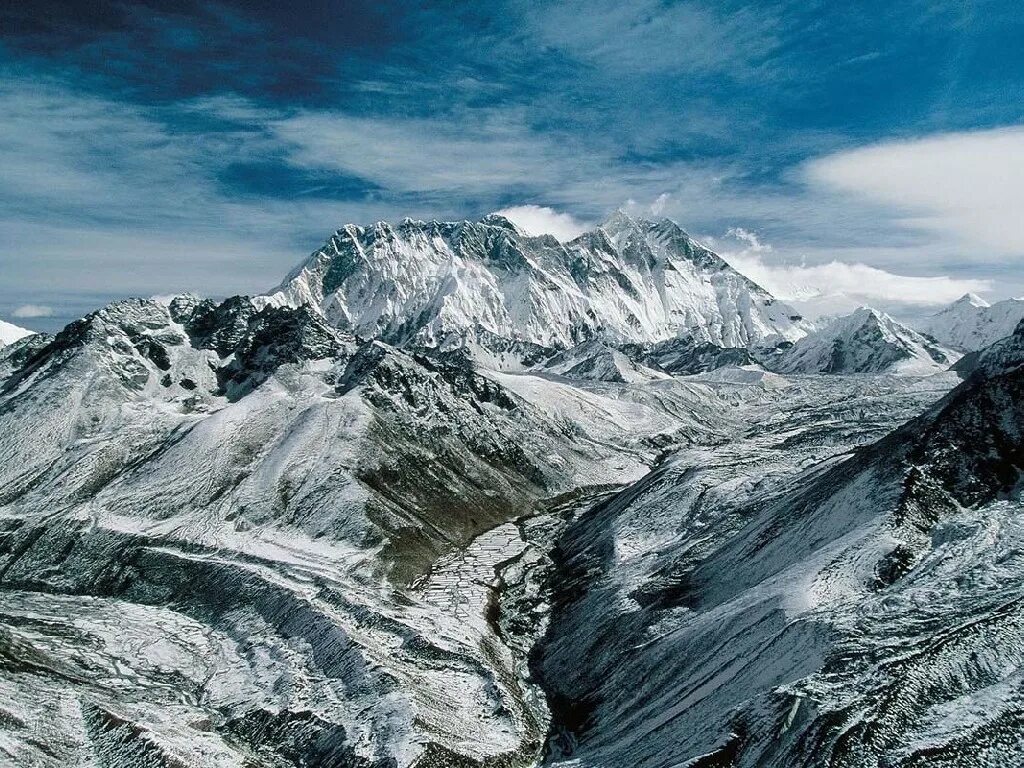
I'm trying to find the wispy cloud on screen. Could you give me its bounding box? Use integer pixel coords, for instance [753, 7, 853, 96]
[11, 304, 54, 318]
[805, 127, 1024, 256]
[272, 108, 578, 197]
[0, 77, 385, 302]
[523, 0, 782, 77]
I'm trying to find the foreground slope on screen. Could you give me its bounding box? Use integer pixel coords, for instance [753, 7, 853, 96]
[0, 293, 730, 767]
[535, 321, 1024, 767]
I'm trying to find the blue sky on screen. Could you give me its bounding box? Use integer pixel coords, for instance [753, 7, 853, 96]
[2, 0, 1023, 331]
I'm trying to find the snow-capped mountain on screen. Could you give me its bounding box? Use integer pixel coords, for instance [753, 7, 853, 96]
[0, 317, 32, 347]
[920, 292, 1024, 352]
[952, 317, 1024, 380]
[0, 291, 730, 767]
[533, 310, 1024, 768]
[774, 306, 959, 375]
[3, 214, 1024, 768]
[262, 211, 810, 364]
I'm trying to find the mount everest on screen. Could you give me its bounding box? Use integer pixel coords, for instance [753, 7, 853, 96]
[0, 212, 1022, 768]
[262, 211, 810, 360]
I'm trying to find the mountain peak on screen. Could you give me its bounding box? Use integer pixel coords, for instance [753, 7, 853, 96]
[954, 292, 989, 308]
[922, 293, 1024, 352]
[598, 208, 648, 244]
[600, 207, 641, 227]
[848, 305, 887, 324]
[262, 212, 810, 361]
[477, 213, 525, 234]
[776, 306, 958, 375]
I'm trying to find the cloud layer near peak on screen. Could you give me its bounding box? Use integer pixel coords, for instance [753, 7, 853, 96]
[493, 205, 591, 241]
[710, 230, 992, 322]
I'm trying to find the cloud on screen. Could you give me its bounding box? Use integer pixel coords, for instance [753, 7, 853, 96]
[805, 127, 1024, 256]
[724, 227, 771, 253]
[495, 205, 590, 241]
[11, 304, 54, 318]
[523, 0, 782, 77]
[709, 229, 992, 321]
[271, 108, 608, 200]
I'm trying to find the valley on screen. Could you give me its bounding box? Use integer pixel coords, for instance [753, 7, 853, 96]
[1, 213, 1022, 767]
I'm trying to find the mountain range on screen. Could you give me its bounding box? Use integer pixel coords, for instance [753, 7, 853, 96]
[1, 214, 1022, 768]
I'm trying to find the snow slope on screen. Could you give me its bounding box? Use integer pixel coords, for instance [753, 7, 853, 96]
[921, 293, 1024, 352]
[774, 306, 959, 375]
[535, 350, 1021, 767]
[0, 318, 32, 346]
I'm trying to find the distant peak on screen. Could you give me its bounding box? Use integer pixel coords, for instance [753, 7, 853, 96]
[852, 305, 884, 318]
[954, 292, 989, 308]
[0, 317, 34, 346]
[478, 213, 524, 234]
[843, 306, 897, 330]
[600, 208, 642, 231]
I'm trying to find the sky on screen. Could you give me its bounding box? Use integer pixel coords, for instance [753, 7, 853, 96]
[2, 0, 1023, 332]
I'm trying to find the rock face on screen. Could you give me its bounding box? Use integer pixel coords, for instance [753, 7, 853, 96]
[0, 289, 731, 767]
[1, 214, 1024, 768]
[533, 327, 1024, 768]
[921, 293, 1024, 352]
[262, 211, 809, 363]
[773, 307, 959, 375]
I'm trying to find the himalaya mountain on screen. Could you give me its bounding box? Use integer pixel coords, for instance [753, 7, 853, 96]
[921, 292, 1024, 352]
[0, 212, 1022, 768]
[775, 307, 960, 375]
[261, 211, 810, 365]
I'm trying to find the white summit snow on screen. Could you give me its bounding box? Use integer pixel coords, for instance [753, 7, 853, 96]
[920, 293, 1024, 352]
[262, 211, 810, 361]
[775, 306, 959, 375]
[0, 318, 33, 347]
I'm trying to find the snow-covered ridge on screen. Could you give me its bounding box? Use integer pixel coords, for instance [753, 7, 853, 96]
[775, 306, 959, 375]
[921, 292, 1024, 352]
[261, 210, 811, 361]
[0, 318, 33, 347]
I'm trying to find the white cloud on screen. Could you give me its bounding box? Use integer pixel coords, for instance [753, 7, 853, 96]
[11, 304, 54, 318]
[494, 205, 591, 241]
[805, 127, 1024, 256]
[709, 229, 992, 321]
[724, 227, 771, 253]
[649, 193, 671, 216]
[273, 109, 583, 197]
